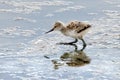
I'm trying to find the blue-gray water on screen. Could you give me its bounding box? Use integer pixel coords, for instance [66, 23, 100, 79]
[0, 0, 120, 80]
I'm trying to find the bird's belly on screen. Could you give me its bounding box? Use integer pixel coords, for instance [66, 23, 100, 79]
[78, 28, 90, 36]
[65, 31, 79, 38]
[66, 28, 90, 38]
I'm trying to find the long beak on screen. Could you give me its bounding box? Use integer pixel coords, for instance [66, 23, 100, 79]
[45, 28, 54, 34]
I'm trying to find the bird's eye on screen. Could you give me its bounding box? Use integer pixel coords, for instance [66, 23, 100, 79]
[87, 24, 91, 28]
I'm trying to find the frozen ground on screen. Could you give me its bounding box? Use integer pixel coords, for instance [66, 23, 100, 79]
[0, 0, 120, 80]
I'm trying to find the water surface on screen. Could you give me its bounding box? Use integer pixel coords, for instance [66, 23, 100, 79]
[0, 0, 120, 80]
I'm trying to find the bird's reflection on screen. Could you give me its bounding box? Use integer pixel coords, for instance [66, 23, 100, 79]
[52, 44, 91, 69]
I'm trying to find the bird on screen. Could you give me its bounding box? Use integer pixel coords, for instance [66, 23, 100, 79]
[45, 20, 91, 49]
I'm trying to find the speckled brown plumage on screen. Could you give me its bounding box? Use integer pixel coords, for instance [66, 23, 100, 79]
[46, 20, 91, 49]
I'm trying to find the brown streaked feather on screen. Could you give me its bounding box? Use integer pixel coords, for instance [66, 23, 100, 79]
[66, 21, 80, 30]
[77, 24, 91, 33]
[66, 21, 91, 33]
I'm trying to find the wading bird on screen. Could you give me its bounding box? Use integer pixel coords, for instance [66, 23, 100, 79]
[46, 21, 91, 49]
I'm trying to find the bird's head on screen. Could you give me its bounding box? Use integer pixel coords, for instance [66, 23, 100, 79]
[45, 21, 64, 34]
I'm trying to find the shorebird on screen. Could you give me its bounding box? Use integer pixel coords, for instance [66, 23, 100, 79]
[46, 20, 91, 49]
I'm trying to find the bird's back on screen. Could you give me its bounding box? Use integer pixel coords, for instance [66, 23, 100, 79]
[65, 21, 91, 38]
[66, 21, 90, 32]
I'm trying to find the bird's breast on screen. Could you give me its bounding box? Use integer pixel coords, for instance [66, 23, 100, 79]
[64, 30, 79, 38]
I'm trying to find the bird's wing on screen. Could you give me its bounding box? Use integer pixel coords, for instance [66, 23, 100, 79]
[66, 21, 80, 30]
[66, 21, 91, 33]
[76, 23, 91, 33]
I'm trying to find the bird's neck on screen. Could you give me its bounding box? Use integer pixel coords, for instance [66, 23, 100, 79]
[60, 26, 67, 35]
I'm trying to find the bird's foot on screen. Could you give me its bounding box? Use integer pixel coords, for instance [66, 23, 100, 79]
[56, 42, 74, 45]
[80, 44, 87, 51]
[83, 44, 87, 47]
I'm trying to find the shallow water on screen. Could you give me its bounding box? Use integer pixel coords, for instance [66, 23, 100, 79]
[0, 0, 120, 80]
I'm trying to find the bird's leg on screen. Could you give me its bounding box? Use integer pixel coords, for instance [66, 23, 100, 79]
[72, 44, 78, 51]
[80, 38, 87, 51]
[68, 39, 78, 44]
[58, 39, 78, 45]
